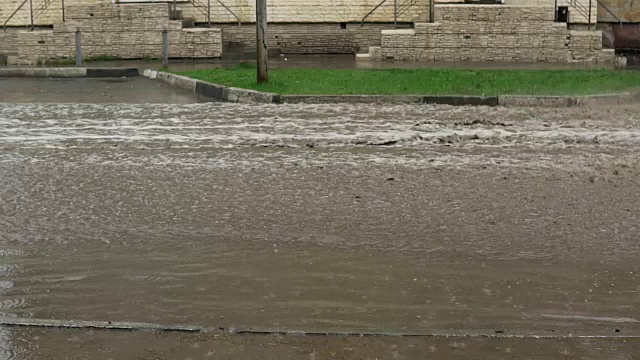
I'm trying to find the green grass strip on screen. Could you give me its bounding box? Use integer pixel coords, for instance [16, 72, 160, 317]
[174, 63, 640, 96]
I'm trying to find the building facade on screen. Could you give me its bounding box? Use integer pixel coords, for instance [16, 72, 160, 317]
[0, 0, 615, 65]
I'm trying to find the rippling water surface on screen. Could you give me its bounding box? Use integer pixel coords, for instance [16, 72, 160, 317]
[1, 100, 640, 358]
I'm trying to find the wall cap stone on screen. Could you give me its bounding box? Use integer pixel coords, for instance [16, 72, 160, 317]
[381, 29, 416, 35]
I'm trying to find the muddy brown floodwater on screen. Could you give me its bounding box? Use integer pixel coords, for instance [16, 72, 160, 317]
[0, 83, 639, 359]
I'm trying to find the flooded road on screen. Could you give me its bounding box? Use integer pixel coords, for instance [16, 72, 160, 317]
[0, 85, 640, 358]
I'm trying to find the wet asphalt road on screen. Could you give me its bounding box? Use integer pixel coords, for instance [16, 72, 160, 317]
[0, 78, 639, 359]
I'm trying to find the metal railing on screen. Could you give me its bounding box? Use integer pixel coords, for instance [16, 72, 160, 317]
[558, 0, 625, 28]
[567, 0, 594, 28]
[396, 0, 418, 18]
[361, 0, 387, 26]
[185, 0, 241, 26]
[361, 0, 425, 27]
[595, 0, 624, 27]
[2, 0, 64, 31]
[3, 0, 31, 30]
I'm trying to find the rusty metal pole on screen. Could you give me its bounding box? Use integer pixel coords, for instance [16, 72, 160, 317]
[173, 0, 177, 19]
[61, 0, 65, 22]
[394, 0, 397, 28]
[29, 0, 34, 30]
[207, 0, 211, 27]
[554, 0, 557, 21]
[256, 0, 268, 83]
[589, 0, 592, 30]
[429, 0, 434, 23]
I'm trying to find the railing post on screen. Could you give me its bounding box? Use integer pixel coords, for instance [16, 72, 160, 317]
[162, 30, 168, 68]
[207, 0, 211, 27]
[172, 0, 177, 19]
[29, 0, 34, 30]
[429, 0, 434, 23]
[75, 29, 82, 66]
[588, 0, 592, 30]
[394, 0, 397, 28]
[61, 0, 65, 22]
[554, 0, 557, 21]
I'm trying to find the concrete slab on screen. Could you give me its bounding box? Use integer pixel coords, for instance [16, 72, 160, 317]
[281, 95, 425, 104]
[0, 77, 209, 103]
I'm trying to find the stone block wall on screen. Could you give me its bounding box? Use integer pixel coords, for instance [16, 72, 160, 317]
[1, 0, 598, 27]
[179, 0, 430, 25]
[1, 0, 102, 26]
[373, 5, 613, 64]
[16, 3, 222, 64]
[0, 30, 19, 54]
[217, 23, 392, 55]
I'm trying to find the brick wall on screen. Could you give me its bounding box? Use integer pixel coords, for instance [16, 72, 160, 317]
[373, 5, 614, 64]
[16, 3, 222, 64]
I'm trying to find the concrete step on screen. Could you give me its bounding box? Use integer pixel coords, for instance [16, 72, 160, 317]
[171, 9, 184, 20]
[0, 54, 19, 66]
[182, 18, 195, 28]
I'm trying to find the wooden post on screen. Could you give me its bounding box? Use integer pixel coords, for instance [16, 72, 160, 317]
[256, 0, 268, 83]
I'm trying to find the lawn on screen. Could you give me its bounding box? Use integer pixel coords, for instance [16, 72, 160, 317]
[174, 64, 640, 96]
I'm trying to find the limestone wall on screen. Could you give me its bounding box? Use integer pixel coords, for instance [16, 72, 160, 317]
[218, 23, 391, 55]
[1, 0, 102, 26]
[0, 30, 19, 54]
[16, 3, 222, 64]
[1, 0, 596, 27]
[374, 5, 614, 64]
[179, 0, 429, 25]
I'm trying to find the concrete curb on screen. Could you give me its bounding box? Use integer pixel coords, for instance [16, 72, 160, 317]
[281, 95, 424, 104]
[499, 92, 640, 107]
[144, 70, 280, 104]
[0, 67, 139, 78]
[0, 68, 87, 78]
[86, 68, 139, 78]
[282, 95, 498, 106]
